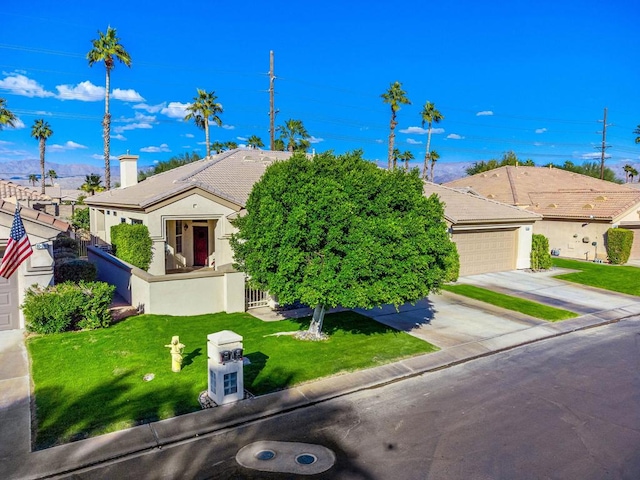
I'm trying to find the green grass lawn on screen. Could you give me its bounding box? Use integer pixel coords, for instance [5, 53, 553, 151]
[552, 258, 640, 296]
[442, 284, 578, 321]
[27, 310, 435, 448]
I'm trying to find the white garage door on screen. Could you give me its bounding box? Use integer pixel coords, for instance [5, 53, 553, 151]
[453, 229, 517, 276]
[0, 272, 19, 331]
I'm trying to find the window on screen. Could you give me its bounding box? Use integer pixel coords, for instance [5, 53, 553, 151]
[120, 218, 126, 223]
[209, 371, 216, 395]
[175, 220, 183, 254]
[131, 219, 143, 225]
[223, 372, 237, 396]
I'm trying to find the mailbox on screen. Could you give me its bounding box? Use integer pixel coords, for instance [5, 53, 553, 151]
[207, 330, 244, 406]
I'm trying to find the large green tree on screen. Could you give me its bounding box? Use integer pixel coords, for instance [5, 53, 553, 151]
[276, 119, 310, 152]
[31, 119, 53, 194]
[420, 101, 444, 180]
[466, 151, 535, 176]
[553, 160, 622, 183]
[184, 89, 223, 158]
[87, 26, 132, 191]
[231, 150, 459, 339]
[381, 82, 411, 170]
[0, 97, 17, 130]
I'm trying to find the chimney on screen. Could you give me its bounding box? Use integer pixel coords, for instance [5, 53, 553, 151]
[118, 154, 139, 188]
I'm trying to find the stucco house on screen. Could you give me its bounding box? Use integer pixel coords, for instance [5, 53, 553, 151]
[0, 200, 70, 331]
[445, 165, 640, 261]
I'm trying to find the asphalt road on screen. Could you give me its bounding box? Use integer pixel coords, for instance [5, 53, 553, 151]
[66, 317, 640, 480]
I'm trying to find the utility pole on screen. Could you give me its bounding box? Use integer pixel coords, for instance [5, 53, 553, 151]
[597, 107, 612, 180]
[269, 51, 275, 151]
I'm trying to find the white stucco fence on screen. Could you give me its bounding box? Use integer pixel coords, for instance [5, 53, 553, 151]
[88, 246, 245, 316]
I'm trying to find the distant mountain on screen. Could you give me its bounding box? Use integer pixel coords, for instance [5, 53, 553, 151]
[0, 160, 119, 189]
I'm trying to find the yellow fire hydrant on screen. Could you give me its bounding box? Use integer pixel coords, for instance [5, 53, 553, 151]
[165, 336, 185, 372]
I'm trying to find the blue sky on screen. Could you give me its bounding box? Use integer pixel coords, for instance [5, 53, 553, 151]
[0, 0, 638, 178]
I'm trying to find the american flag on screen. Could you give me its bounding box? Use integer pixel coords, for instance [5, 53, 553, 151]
[0, 205, 33, 279]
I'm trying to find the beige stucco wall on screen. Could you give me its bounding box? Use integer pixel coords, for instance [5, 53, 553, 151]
[534, 219, 610, 261]
[515, 224, 534, 269]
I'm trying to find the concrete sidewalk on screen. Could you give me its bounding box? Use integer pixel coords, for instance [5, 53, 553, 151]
[2, 270, 640, 479]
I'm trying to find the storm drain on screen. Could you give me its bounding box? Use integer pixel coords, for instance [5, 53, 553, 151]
[237, 441, 335, 475]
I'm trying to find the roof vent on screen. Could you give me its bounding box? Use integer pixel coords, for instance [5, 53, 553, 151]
[595, 195, 607, 201]
[548, 203, 558, 208]
[242, 155, 255, 162]
[487, 194, 496, 199]
[583, 203, 595, 209]
[492, 173, 500, 177]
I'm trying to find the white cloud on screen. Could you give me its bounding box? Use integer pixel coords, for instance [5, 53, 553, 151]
[476, 110, 494, 116]
[161, 101, 190, 119]
[533, 142, 543, 146]
[222, 124, 235, 130]
[184, 133, 195, 138]
[308, 136, 324, 144]
[134, 102, 166, 113]
[400, 126, 428, 135]
[117, 112, 156, 124]
[91, 153, 118, 161]
[112, 88, 145, 102]
[375, 139, 384, 144]
[447, 133, 464, 140]
[56, 81, 105, 101]
[140, 143, 170, 153]
[49, 140, 89, 151]
[112, 134, 127, 141]
[237, 136, 248, 141]
[6, 117, 25, 129]
[580, 152, 601, 160]
[406, 138, 422, 145]
[535, 128, 547, 134]
[113, 112, 156, 133]
[114, 122, 153, 134]
[0, 72, 54, 98]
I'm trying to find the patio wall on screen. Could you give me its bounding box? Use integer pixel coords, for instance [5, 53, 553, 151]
[88, 246, 245, 316]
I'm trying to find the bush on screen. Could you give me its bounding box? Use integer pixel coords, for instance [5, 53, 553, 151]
[22, 281, 115, 334]
[606, 228, 633, 265]
[530, 234, 552, 270]
[54, 258, 97, 284]
[71, 207, 90, 231]
[111, 223, 153, 271]
[53, 235, 79, 255]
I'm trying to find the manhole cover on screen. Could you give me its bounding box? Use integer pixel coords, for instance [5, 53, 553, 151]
[295, 454, 317, 465]
[255, 450, 276, 461]
[237, 441, 335, 475]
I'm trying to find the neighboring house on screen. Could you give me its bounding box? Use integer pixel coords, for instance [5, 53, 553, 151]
[445, 165, 640, 261]
[0, 200, 70, 331]
[0, 179, 51, 206]
[423, 183, 540, 276]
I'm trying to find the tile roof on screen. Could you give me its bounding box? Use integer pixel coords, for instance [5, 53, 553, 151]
[444, 166, 640, 220]
[85, 149, 295, 209]
[0, 180, 51, 202]
[423, 182, 540, 224]
[0, 200, 70, 232]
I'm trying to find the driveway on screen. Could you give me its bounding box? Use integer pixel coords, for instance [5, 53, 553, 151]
[355, 267, 640, 349]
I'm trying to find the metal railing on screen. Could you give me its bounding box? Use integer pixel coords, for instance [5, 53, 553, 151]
[245, 284, 269, 309]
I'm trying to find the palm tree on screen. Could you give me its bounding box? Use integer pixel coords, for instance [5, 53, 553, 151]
[211, 141, 226, 154]
[398, 150, 415, 171]
[634, 125, 640, 144]
[184, 89, 223, 158]
[80, 173, 104, 195]
[276, 119, 310, 152]
[0, 98, 17, 130]
[87, 26, 132, 191]
[31, 119, 53, 194]
[631, 167, 639, 182]
[624, 164, 633, 182]
[381, 82, 411, 170]
[392, 148, 401, 170]
[420, 101, 444, 180]
[246, 135, 264, 149]
[28, 174, 38, 186]
[48, 169, 57, 186]
[429, 150, 440, 182]
[224, 141, 238, 150]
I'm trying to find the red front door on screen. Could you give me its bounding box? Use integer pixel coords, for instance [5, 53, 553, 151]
[193, 226, 209, 266]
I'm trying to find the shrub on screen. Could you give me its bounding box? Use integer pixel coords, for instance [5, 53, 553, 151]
[53, 235, 79, 256]
[54, 258, 97, 284]
[606, 228, 633, 265]
[22, 281, 115, 334]
[70, 207, 90, 231]
[111, 223, 153, 271]
[530, 234, 552, 270]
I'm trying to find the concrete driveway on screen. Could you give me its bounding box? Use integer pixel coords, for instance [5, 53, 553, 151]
[355, 267, 640, 349]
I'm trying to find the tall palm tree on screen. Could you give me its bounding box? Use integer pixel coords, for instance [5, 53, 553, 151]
[0, 98, 17, 130]
[634, 125, 640, 144]
[184, 89, 223, 158]
[392, 148, 401, 170]
[429, 150, 440, 182]
[631, 167, 639, 182]
[247, 135, 264, 149]
[87, 26, 132, 191]
[80, 173, 104, 195]
[398, 150, 415, 171]
[28, 174, 38, 186]
[211, 141, 226, 154]
[381, 82, 411, 170]
[276, 119, 310, 152]
[624, 164, 633, 182]
[420, 101, 444, 180]
[31, 119, 53, 194]
[48, 169, 57, 186]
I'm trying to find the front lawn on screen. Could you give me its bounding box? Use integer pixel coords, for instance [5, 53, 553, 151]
[442, 284, 578, 321]
[552, 258, 640, 296]
[27, 311, 435, 448]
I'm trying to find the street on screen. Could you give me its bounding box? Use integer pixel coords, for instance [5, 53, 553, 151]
[64, 318, 640, 479]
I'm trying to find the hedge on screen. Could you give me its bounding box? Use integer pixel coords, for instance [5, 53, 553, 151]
[530, 234, 552, 270]
[111, 223, 153, 271]
[606, 228, 633, 265]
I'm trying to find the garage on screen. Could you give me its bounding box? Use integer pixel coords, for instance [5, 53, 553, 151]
[453, 229, 517, 276]
[0, 270, 19, 331]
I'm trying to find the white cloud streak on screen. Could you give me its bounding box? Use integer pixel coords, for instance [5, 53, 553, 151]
[476, 110, 494, 116]
[0, 72, 54, 98]
[140, 143, 171, 153]
[161, 102, 190, 119]
[535, 128, 547, 134]
[447, 133, 464, 140]
[112, 88, 145, 102]
[406, 138, 422, 145]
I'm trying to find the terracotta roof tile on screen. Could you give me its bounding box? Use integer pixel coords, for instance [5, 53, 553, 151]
[0, 180, 51, 201]
[0, 200, 70, 232]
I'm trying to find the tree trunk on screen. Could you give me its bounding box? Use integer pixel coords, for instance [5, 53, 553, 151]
[104, 68, 111, 190]
[40, 139, 45, 194]
[307, 304, 326, 338]
[205, 119, 210, 158]
[430, 159, 436, 182]
[388, 112, 396, 170]
[423, 122, 432, 180]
